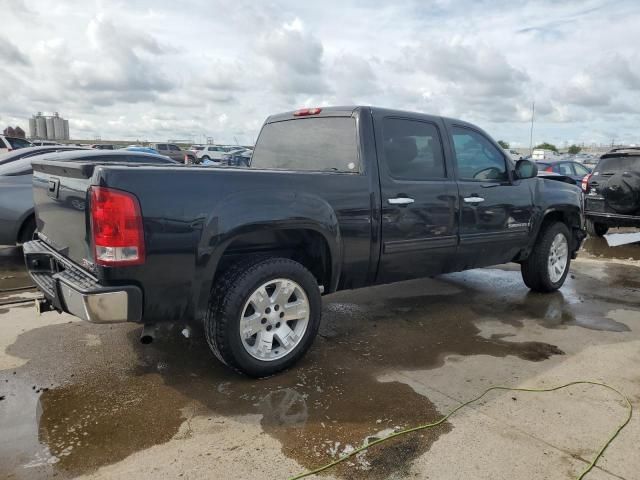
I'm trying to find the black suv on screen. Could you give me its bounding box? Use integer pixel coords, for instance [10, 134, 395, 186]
[583, 147, 640, 236]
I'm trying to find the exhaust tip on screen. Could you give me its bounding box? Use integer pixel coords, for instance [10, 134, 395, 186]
[140, 324, 156, 345]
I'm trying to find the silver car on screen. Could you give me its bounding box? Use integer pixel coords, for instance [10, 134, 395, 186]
[0, 148, 178, 245]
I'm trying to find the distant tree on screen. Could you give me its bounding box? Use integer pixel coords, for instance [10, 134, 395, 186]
[497, 140, 510, 149]
[567, 144, 582, 154]
[534, 142, 558, 152]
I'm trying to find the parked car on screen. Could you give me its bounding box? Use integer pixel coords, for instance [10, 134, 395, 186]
[0, 135, 32, 153]
[30, 140, 62, 147]
[123, 145, 161, 155]
[506, 149, 523, 161]
[150, 143, 196, 163]
[0, 146, 90, 245]
[532, 149, 561, 161]
[0, 149, 177, 246]
[582, 147, 640, 236]
[24, 106, 584, 377]
[536, 159, 591, 183]
[90, 144, 116, 150]
[197, 145, 245, 163]
[226, 148, 253, 167]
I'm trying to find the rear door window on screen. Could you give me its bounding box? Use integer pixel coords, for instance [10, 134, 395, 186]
[382, 118, 446, 180]
[558, 163, 573, 175]
[169, 144, 181, 152]
[157, 144, 168, 151]
[251, 117, 359, 172]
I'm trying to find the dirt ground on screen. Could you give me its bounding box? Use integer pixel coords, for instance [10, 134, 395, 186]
[1, 236, 639, 480]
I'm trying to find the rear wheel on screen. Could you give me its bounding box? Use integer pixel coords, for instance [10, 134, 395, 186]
[205, 257, 321, 377]
[521, 222, 571, 292]
[202, 155, 210, 161]
[585, 219, 608, 237]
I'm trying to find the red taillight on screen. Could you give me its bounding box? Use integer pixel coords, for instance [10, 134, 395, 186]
[90, 186, 145, 266]
[293, 107, 322, 116]
[581, 173, 592, 193]
[545, 166, 553, 172]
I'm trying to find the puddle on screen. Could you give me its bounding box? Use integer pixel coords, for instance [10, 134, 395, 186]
[582, 236, 640, 262]
[1, 260, 637, 478]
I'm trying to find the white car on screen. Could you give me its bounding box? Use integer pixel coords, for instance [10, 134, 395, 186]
[532, 149, 561, 161]
[197, 145, 245, 163]
[0, 135, 32, 153]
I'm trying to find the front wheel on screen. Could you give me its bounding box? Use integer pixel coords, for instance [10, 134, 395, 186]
[205, 257, 321, 377]
[585, 219, 608, 237]
[521, 222, 571, 292]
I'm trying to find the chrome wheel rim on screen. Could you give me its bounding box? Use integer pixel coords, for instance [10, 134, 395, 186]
[548, 233, 569, 283]
[240, 278, 310, 362]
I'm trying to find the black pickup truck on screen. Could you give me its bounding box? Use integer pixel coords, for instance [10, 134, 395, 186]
[24, 106, 585, 376]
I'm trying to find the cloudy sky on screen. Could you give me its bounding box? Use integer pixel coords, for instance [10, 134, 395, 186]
[1, 0, 639, 147]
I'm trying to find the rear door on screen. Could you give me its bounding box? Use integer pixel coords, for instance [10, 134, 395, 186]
[375, 114, 458, 283]
[446, 123, 534, 269]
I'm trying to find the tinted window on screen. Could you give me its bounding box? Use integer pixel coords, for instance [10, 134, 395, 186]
[208, 147, 218, 152]
[558, 162, 573, 175]
[193, 146, 204, 151]
[251, 117, 358, 172]
[6, 137, 31, 149]
[573, 163, 590, 175]
[157, 144, 168, 151]
[0, 157, 33, 175]
[169, 144, 181, 152]
[451, 127, 507, 181]
[594, 156, 640, 174]
[382, 118, 445, 180]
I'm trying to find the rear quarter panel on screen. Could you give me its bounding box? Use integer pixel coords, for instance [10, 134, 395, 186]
[95, 166, 374, 324]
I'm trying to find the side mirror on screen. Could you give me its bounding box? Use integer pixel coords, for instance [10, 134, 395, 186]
[515, 159, 538, 179]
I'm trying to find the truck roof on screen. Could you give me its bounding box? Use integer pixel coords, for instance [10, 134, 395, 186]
[265, 105, 477, 130]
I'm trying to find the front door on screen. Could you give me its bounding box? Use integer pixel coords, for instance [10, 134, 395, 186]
[376, 115, 459, 283]
[447, 124, 534, 270]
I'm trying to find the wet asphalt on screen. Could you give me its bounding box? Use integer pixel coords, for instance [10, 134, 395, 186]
[0, 236, 639, 480]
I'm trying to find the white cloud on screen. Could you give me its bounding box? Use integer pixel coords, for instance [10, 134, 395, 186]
[0, 0, 639, 145]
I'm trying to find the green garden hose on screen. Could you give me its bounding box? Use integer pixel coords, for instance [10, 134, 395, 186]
[288, 381, 632, 480]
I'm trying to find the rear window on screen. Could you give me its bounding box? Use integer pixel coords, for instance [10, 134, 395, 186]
[6, 137, 31, 149]
[594, 156, 640, 175]
[251, 117, 359, 172]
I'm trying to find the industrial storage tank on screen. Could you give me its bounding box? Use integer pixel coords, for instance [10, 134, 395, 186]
[63, 119, 70, 140]
[45, 117, 55, 140]
[35, 116, 47, 139]
[28, 118, 36, 138]
[53, 116, 65, 139]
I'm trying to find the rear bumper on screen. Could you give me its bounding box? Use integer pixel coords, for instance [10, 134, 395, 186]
[23, 240, 142, 323]
[586, 212, 640, 227]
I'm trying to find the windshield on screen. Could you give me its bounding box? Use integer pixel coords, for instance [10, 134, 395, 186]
[251, 117, 359, 172]
[0, 157, 33, 175]
[594, 156, 640, 175]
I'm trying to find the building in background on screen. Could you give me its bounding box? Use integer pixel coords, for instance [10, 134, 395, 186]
[28, 112, 70, 140]
[2, 126, 26, 138]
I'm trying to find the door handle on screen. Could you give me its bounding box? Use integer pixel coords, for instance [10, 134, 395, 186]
[388, 197, 415, 205]
[463, 196, 485, 204]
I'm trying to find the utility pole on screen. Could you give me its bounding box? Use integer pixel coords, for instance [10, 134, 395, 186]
[529, 101, 535, 155]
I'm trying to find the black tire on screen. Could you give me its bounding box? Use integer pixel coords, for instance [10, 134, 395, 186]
[202, 155, 210, 161]
[521, 222, 571, 293]
[18, 216, 36, 244]
[205, 257, 321, 377]
[585, 219, 609, 237]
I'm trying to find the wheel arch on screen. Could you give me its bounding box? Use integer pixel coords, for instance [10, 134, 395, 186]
[520, 205, 584, 261]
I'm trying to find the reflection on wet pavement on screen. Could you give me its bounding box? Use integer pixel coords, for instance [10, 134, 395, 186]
[0, 241, 639, 479]
[582, 235, 640, 261]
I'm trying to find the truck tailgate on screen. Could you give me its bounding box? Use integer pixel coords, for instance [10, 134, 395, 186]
[31, 160, 96, 267]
